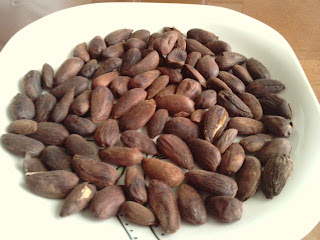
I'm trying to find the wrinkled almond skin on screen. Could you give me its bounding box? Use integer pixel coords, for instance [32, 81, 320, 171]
[90, 185, 126, 219]
[176, 78, 202, 100]
[109, 76, 130, 98]
[153, 31, 179, 55]
[8, 119, 38, 135]
[24, 70, 42, 101]
[238, 92, 263, 120]
[194, 90, 217, 109]
[157, 66, 183, 83]
[261, 155, 293, 199]
[196, 55, 219, 79]
[154, 84, 177, 100]
[177, 184, 207, 225]
[259, 94, 292, 119]
[74, 42, 90, 62]
[121, 201, 157, 226]
[70, 90, 91, 117]
[148, 180, 181, 234]
[189, 109, 207, 124]
[1, 133, 45, 157]
[10, 93, 35, 120]
[25, 170, 79, 199]
[50, 76, 89, 99]
[92, 71, 119, 88]
[227, 117, 264, 135]
[130, 70, 160, 89]
[64, 134, 99, 160]
[218, 71, 245, 94]
[186, 39, 214, 56]
[28, 122, 69, 146]
[94, 119, 120, 147]
[121, 130, 158, 155]
[80, 59, 97, 78]
[239, 133, 274, 153]
[203, 105, 229, 143]
[23, 153, 47, 173]
[181, 64, 207, 88]
[164, 117, 200, 141]
[60, 182, 96, 217]
[262, 116, 293, 137]
[104, 29, 133, 46]
[40, 145, 72, 171]
[91, 86, 114, 123]
[185, 170, 238, 196]
[127, 50, 160, 77]
[112, 88, 147, 119]
[99, 147, 143, 166]
[232, 64, 253, 85]
[246, 58, 271, 79]
[187, 138, 221, 172]
[156, 95, 195, 116]
[219, 143, 245, 176]
[186, 51, 202, 67]
[235, 156, 262, 201]
[120, 48, 142, 76]
[157, 134, 194, 170]
[255, 138, 292, 165]
[214, 128, 238, 154]
[147, 109, 169, 139]
[125, 166, 147, 204]
[207, 77, 232, 93]
[215, 52, 246, 71]
[42, 63, 54, 88]
[35, 93, 57, 122]
[72, 155, 120, 189]
[187, 28, 218, 45]
[88, 36, 107, 59]
[206, 40, 231, 55]
[246, 79, 285, 98]
[63, 115, 97, 136]
[51, 88, 75, 123]
[55, 57, 84, 86]
[92, 57, 122, 79]
[146, 75, 169, 99]
[205, 196, 242, 223]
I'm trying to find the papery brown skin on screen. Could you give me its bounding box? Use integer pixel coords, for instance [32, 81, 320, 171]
[130, 70, 160, 89]
[156, 95, 195, 116]
[74, 42, 90, 62]
[218, 71, 245, 94]
[70, 90, 91, 117]
[189, 109, 207, 124]
[94, 119, 120, 147]
[157, 66, 183, 83]
[40, 145, 72, 171]
[239, 133, 274, 153]
[60, 182, 96, 217]
[176, 78, 202, 100]
[92, 57, 122, 79]
[23, 153, 47, 173]
[104, 29, 133, 46]
[259, 94, 292, 119]
[194, 90, 217, 109]
[102, 42, 125, 59]
[238, 92, 263, 120]
[227, 117, 265, 135]
[25, 170, 79, 199]
[24, 70, 42, 101]
[146, 75, 169, 99]
[177, 184, 207, 225]
[72, 155, 119, 189]
[8, 119, 38, 135]
[186, 51, 202, 67]
[154, 84, 177, 100]
[80, 59, 97, 78]
[127, 50, 160, 77]
[235, 156, 262, 201]
[214, 128, 238, 154]
[232, 64, 253, 85]
[63, 115, 97, 136]
[34, 93, 57, 122]
[88, 36, 106, 59]
[147, 109, 169, 139]
[261, 116, 293, 137]
[206, 40, 231, 55]
[99, 147, 144, 166]
[91, 86, 114, 123]
[64, 134, 99, 160]
[51, 88, 74, 123]
[215, 52, 247, 71]
[246, 58, 271, 79]
[186, 38, 214, 57]
[207, 77, 233, 93]
[10, 93, 35, 120]
[121, 201, 157, 226]
[148, 180, 181, 234]
[90, 185, 126, 219]
[164, 117, 200, 141]
[120, 48, 142, 76]
[246, 79, 285, 98]
[55, 57, 84, 86]
[125, 166, 147, 204]
[219, 143, 245, 176]
[181, 64, 207, 88]
[42, 63, 54, 88]
[91, 71, 119, 88]
[187, 138, 221, 172]
[50, 76, 89, 99]
[187, 28, 219, 45]
[196, 55, 219, 79]
[121, 130, 158, 155]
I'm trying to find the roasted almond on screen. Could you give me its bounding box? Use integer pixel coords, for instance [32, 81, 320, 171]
[121, 201, 157, 226]
[40, 145, 72, 171]
[64, 134, 99, 160]
[164, 117, 200, 141]
[246, 58, 271, 79]
[238, 92, 263, 120]
[55, 57, 84, 86]
[91, 86, 114, 123]
[125, 166, 147, 204]
[24, 70, 42, 101]
[121, 130, 158, 155]
[218, 143, 245, 176]
[34, 93, 57, 122]
[227, 117, 264, 135]
[147, 109, 169, 139]
[8, 119, 38, 135]
[94, 119, 120, 147]
[156, 95, 195, 116]
[10, 93, 35, 120]
[99, 147, 143, 166]
[63, 115, 97, 136]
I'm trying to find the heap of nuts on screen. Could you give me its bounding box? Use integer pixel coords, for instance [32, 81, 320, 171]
[1, 27, 294, 234]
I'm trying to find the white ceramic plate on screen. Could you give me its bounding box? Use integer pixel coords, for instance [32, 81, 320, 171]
[0, 3, 320, 240]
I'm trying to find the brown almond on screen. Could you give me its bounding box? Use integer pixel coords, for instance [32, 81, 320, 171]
[232, 64, 253, 85]
[94, 119, 120, 147]
[105, 29, 133, 46]
[74, 42, 90, 62]
[79, 59, 97, 78]
[186, 39, 214, 57]
[239, 133, 274, 153]
[51, 88, 74, 123]
[92, 57, 122, 79]
[120, 48, 142, 75]
[228, 117, 264, 135]
[42, 63, 54, 88]
[181, 64, 207, 88]
[88, 36, 107, 59]
[187, 28, 218, 45]
[24, 70, 42, 101]
[102, 42, 125, 59]
[206, 40, 231, 55]
[176, 78, 202, 100]
[70, 90, 91, 117]
[109, 76, 130, 98]
[130, 29, 151, 42]
[50, 76, 89, 99]
[55, 57, 84, 86]
[219, 143, 245, 176]
[207, 77, 232, 93]
[124, 38, 147, 50]
[63, 115, 97, 136]
[121, 201, 157, 226]
[246, 58, 271, 79]
[164, 117, 200, 141]
[147, 109, 169, 139]
[259, 94, 292, 119]
[127, 50, 160, 77]
[147, 75, 169, 99]
[130, 70, 161, 89]
[189, 109, 207, 124]
[196, 55, 219, 79]
[147, 32, 161, 49]
[186, 51, 201, 67]
[8, 119, 38, 135]
[35, 93, 57, 122]
[214, 128, 238, 154]
[262, 116, 293, 137]
[121, 130, 158, 155]
[23, 153, 47, 173]
[64, 134, 99, 160]
[91, 86, 114, 123]
[215, 52, 247, 71]
[157, 66, 183, 83]
[218, 71, 245, 94]
[40, 145, 72, 171]
[166, 48, 187, 68]
[125, 166, 147, 204]
[91, 71, 119, 88]
[154, 84, 177, 100]
[156, 95, 195, 116]
[246, 79, 285, 98]
[238, 92, 263, 120]
[99, 147, 143, 166]
[153, 31, 179, 55]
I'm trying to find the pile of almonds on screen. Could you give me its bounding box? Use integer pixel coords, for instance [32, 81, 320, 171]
[2, 27, 294, 234]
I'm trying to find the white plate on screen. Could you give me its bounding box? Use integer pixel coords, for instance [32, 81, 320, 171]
[0, 3, 320, 240]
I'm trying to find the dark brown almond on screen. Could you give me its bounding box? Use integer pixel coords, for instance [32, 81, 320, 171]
[112, 88, 147, 119]
[51, 88, 74, 123]
[156, 95, 195, 116]
[205, 196, 242, 223]
[130, 29, 151, 42]
[91, 86, 114, 123]
[35, 93, 57, 122]
[121, 201, 156, 226]
[28, 122, 69, 146]
[196, 55, 219, 79]
[235, 156, 262, 201]
[207, 77, 232, 93]
[99, 147, 143, 166]
[90, 185, 126, 219]
[65, 134, 99, 160]
[50, 76, 89, 99]
[214, 128, 238, 154]
[55, 57, 84, 86]
[148, 180, 181, 234]
[186, 39, 214, 57]
[189, 109, 207, 124]
[124, 38, 147, 50]
[142, 158, 184, 188]
[153, 31, 179, 55]
[25, 170, 79, 199]
[166, 48, 187, 68]
[92, 57, 122, 79]
[63, 115, 97, 136]
[215, 52, 247, 71]
[246, 58, 271, 79]
[186, 51, 202, 67]
[121, 130, 158, 155]
[259, 94, 292, 119]
[218, 71, 245, 94]
[94, 119, 120, 147]
[203, 105, 229, 143]
[255, 138, 292, 165]
[227, 117, 264, 135]
[177, 184, 207, 225]
[187, 29, 218, 45]
[125, 166, 147, 204]
[8, 119, 38, 135]
[157, 66, 183, 83]
[219, 143, 245, 176]
[181, 64, 207, 88]
[261, 116, 293, 138]
[91, 71, 119, 88]
[217, 90, 253, 118]
[206, 40, 231, 55]
[147, 109, 169, 139]
[176, 78, 202, 100]
[130, 70, 161, 89]
[23, 153, 47, 173]
[164, 117, 200, 141]
[185, 170, 238, 196]
[42, 63, 54, 88]
[109, 76, 130, 98]
[127, 50, 160, 77]
[24, 70, 42, 101]
[239, 133, 274, 153]
[88, 36, 106, 59]
[72, 155, 119, 189]
[1, 133, 45, 157]
[154, 84, 177, 100]
[74, 42, 90, 62]
[79, 59, 97, 78]
[187, 138, 221, 172]
[238, 92, 263, 120]
[147, 75, 169, 99]
[120, 48, 142, 76]
[246, 79, 285, 98]
[102, 42, 125, 59]
[40, 145, 72, 171]
[105, 29, 133, 46]
[71, 90, 91, 116]
[261, 155, 293, 199]
[60, 182, 96, 217]
[232, 64, 253, 85]
[157, 134, 194, 170]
